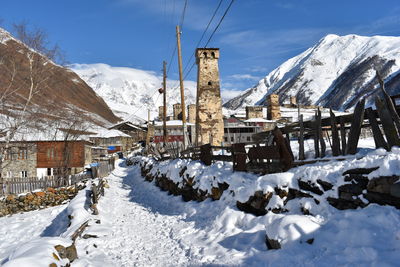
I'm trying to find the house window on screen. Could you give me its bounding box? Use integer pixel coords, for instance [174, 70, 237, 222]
[47, 168, 52, 176]
[247, 136, 251, 141]
[7, 171, 12, 178]
[224, 137, 228, 142]
[18, 147, 28, 160]
[21, 171, 27, 178]
[231, 137, 234, 142]
[47, 147, 55, 159]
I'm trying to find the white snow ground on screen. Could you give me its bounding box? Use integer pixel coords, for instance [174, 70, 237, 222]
[1, 141, 400, 266]
[0, 204, 69, 264]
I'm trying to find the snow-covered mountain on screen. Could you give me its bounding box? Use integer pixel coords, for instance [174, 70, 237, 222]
[224, 34, 400, 111]
[72, 63, 197, 122]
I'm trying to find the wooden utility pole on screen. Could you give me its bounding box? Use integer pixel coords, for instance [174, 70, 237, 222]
[162, 61, 168, 147]
[176, 25, 188, 149]
[146, 109, 151, 149]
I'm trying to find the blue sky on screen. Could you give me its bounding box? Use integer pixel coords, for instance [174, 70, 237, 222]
[2, 0, 400, 99]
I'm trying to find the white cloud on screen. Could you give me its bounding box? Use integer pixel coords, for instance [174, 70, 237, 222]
[228, 74, 260, 81]
[221, 89, 243, 102]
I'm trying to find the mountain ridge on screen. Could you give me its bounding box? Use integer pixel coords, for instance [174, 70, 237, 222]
[224, 34, 400, 111]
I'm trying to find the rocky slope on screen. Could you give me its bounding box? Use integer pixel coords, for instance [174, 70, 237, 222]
[72, 63, 197, 122]
[224, 34, 400, 111]
[0, 27, 119, 125]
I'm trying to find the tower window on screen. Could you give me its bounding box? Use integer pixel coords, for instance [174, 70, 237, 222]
[203, 52, 208, 58]
[211, 52, 215, 58]
[208, 81, 212, 86]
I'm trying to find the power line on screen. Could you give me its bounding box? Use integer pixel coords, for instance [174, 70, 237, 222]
[204, 0, 235, 48]
[182, 0, 235, 82]
[167, 0, 189, 76]
[182, 0, 224, 75]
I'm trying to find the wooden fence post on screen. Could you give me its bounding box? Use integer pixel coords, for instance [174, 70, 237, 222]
[375, 97, 400, 148]
[298, 114, 305, 160]
[346, 99, 365, 155]
[318, 108, 326, 158]
[232, 143, 247, 172]
[340, 116, 347, 155]
[200, 144, 212, 166]
[330, 109, 341, 156]
[314, 110, 320, 158]
[365, 107, 388, 150]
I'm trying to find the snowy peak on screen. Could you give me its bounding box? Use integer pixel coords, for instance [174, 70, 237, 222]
[72, 63, 197, 122]
[224, 34, 400, 111]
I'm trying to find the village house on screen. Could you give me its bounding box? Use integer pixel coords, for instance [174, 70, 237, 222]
[152, 120, 196, 145]
[108, 121, 147, 142]
[1, 140, 93, 178]
[89, 128, 135, 153]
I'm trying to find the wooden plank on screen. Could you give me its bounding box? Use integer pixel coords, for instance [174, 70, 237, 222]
[330, 109, 341, 156]
[298, 114, 305, 160]
[376, 70, 400, 133]
[272, 127, 293, 171]
[346, 99, 366, 155]
[340, 116, 347, 155]
[365, 107, 388, 150]
[200, 144, 212, 166]
[318, 108, 326, 157]
[212, 155, 233, 162]
[375, 97, 400, 148]
[232, 143, 247, 172]
[314, 110, 320, 158]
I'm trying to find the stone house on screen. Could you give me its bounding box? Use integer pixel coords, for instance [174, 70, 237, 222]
[1, 140, 93, 178]
[0, 141, 37, 178]
[89, 129, 134, 153]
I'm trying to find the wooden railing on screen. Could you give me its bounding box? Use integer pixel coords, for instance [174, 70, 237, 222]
[0, 158, 116, 197]
[0, 172, 91, 196]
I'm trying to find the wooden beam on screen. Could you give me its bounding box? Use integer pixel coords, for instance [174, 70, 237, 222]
[365, 107, 388, 150]
[375, 97, 400, 148]
[330, 109, 341, 156]
[346, 99, 365, 155]
[298, 114, 305, 160]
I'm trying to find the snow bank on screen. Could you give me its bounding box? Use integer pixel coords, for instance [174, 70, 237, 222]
[133, 146, 400, 261]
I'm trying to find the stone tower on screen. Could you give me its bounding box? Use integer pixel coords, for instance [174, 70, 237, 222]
[267, 94, 281, 120]
[187, 104, 196, 124]
[195, 48, 224, 146]
[246, 106, 263, 120]
[173, 103, 182, 120]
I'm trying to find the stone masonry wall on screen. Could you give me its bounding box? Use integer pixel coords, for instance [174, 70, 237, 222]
[195, 48, 224, 146]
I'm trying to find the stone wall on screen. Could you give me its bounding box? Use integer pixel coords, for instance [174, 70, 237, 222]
[187, 104, 196, 124]
[267, 94, 281, 120]
[0, 186, 81, 217]
[246, 106, 263, 120]
[173, 103, 182, 120]
[1, 142, 37, 178]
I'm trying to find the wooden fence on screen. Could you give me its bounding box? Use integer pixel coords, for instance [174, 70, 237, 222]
[0, 157, 116, 197]
[152, 79, 400, 175]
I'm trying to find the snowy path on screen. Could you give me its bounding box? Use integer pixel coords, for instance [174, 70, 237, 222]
[0, 203, 68, 263]
[75, 162, 208, 266]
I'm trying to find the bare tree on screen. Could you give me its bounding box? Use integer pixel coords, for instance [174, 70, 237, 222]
[0, 23, 67, 179]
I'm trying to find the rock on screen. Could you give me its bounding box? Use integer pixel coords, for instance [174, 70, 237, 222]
[316, 179, 333, 191]
[54, 245, 67, 259]
[327, 197, 366, 210]
[390, 183, 400, 198]
[367, 176, 400, 194]
[306, 238, 314, 244]
[342, 167, 379, 175]
[65, 244, 78, 262]
[265, 235, 281, 250]
[298, 180, 323, 195]
[34, 191, 46, 197]
[82, 234, 98, 239]
[364, 191, 400, 208]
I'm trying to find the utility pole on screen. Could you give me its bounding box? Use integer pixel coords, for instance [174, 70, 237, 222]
[146, 109, 151, 151]
[162, 61, 168, 147]
[176, 25, 188, 150]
